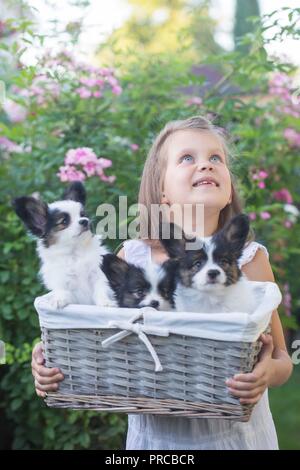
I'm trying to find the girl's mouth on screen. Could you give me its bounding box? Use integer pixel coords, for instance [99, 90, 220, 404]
[193, 181, 219, 188]
[192, 177, 219, 188]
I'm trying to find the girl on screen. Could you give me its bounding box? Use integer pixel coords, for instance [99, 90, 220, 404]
[31, 115, 293, 450]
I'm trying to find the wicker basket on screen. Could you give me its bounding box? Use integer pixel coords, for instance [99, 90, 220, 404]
[34, 281, 282, 422]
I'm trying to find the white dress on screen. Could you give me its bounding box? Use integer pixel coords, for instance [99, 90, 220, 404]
[123, 238, 279, 450]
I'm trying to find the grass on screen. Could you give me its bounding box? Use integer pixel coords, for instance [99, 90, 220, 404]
[269, 364, 300, 450]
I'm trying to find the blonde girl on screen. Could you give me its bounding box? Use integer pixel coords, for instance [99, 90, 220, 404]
[31, 116, 293, 450]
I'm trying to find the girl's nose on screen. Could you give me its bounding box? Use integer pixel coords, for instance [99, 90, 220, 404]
[197, 161, 214, 171]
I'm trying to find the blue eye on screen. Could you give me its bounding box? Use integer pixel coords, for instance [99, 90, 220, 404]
[210, 154, 222, 163]
[181, 154, 194, 163]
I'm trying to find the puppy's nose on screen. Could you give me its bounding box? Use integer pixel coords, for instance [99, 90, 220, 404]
[207, 269, 220, 280]
[79, 218, 89, 227]
[150, 300, 160, 309]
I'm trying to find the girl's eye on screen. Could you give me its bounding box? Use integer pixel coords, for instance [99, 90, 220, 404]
[180, 154, 194, 163]
[210, 154, 222, 163]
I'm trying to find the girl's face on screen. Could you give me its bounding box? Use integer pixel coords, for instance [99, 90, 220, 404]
[161, 129, 232, 210]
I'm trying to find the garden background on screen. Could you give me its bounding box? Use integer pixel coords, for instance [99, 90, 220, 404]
[0, 0, 300, 450]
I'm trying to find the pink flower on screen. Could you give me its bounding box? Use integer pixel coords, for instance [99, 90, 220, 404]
[269, 72, 300, 118]
[79, 77, 98, 87]
[284, 220, 293, 229]
[260, 211, 271, 220]
[93, 90, 102, 98]
[75, 87, 92, 99]
[269, 73, 291, 89]
[130, 143, 139, 151]
[273, 188, 293, 204]
[99, 174, 116, 183]
[284, 128, 300, 147]
[99, 67, 114, 77]
[186, 97, 202, 106]
[258, 170, 268, 179]
[97, 157, 112, 169]
[83, 161, 97, 177]
[59, 147, 115, 184]
[95, 79, 105, 86]
[57, 165, 86, 182]
[0, 136, 22, 153]
[283, 283, 292, 317]
[3, 98, 27, 123]
[107, 76, 119, 87]
[248, 212, 257, 221]
[111, 85, 122, 95]
[258, 181, 266, 189]
[65, 147, 97, 165]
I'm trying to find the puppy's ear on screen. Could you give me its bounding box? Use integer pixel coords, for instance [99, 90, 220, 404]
[62, 182, 86, 206]
[158, 259, 178, 307]
[159, 222, 192, 258]
[218, 214, 250, 255]
[101, 254, 130, 291]
[12, 196, 49, 238]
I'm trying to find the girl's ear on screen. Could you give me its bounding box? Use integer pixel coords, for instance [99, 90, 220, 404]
[161, 192, 169, 205]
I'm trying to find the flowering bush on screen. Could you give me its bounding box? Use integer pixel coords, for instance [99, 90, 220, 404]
[57, 147, 115, 183]
[1, 7, 300, 450]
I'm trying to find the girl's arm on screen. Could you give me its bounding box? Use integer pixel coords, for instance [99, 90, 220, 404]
[226, 249, 294, 404]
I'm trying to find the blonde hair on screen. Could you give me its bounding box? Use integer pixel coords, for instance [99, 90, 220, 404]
[137, 115, 254, 247]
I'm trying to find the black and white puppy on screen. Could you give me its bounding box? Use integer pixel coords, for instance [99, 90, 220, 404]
[13, 182, 116, 309]
[101, 253, 174, 311]
[159, 214, 256, 314]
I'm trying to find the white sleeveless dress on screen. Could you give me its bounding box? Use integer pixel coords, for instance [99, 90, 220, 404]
[123, 239, 279, 450]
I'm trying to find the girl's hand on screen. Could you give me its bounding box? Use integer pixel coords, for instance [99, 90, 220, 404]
[225, 333, 274, 405]
[31, 342, 64, 398]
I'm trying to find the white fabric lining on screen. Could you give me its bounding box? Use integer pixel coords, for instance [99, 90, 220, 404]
[34, 280, 281, 343]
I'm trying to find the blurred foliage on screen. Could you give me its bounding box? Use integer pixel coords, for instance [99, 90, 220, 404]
[233, 0, 261, 53]
[96, 0, 222, 69]
[269, 360, 300, 449]
[0, 2, 300, 450]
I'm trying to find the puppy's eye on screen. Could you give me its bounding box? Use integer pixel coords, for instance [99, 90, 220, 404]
[57, 217, 68, 226]
[80, 210, 86, 217]
[133, 289, 144, 298]
[193, 260, 203, 268]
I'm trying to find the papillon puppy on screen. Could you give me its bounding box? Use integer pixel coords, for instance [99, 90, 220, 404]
[13, 182, 116, 309]
[159, 214, 256, 314]
[101, 253, 174, 310]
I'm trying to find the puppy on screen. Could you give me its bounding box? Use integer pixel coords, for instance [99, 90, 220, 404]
[101, 253, 174, 310]
[13, 182, 116, 309]
[159, 214, 257, 314]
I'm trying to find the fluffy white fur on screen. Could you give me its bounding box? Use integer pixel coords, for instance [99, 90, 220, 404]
[174, 240, 256, 314]
[37, 200, 116, 309]
[175, 276, 256, 314]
